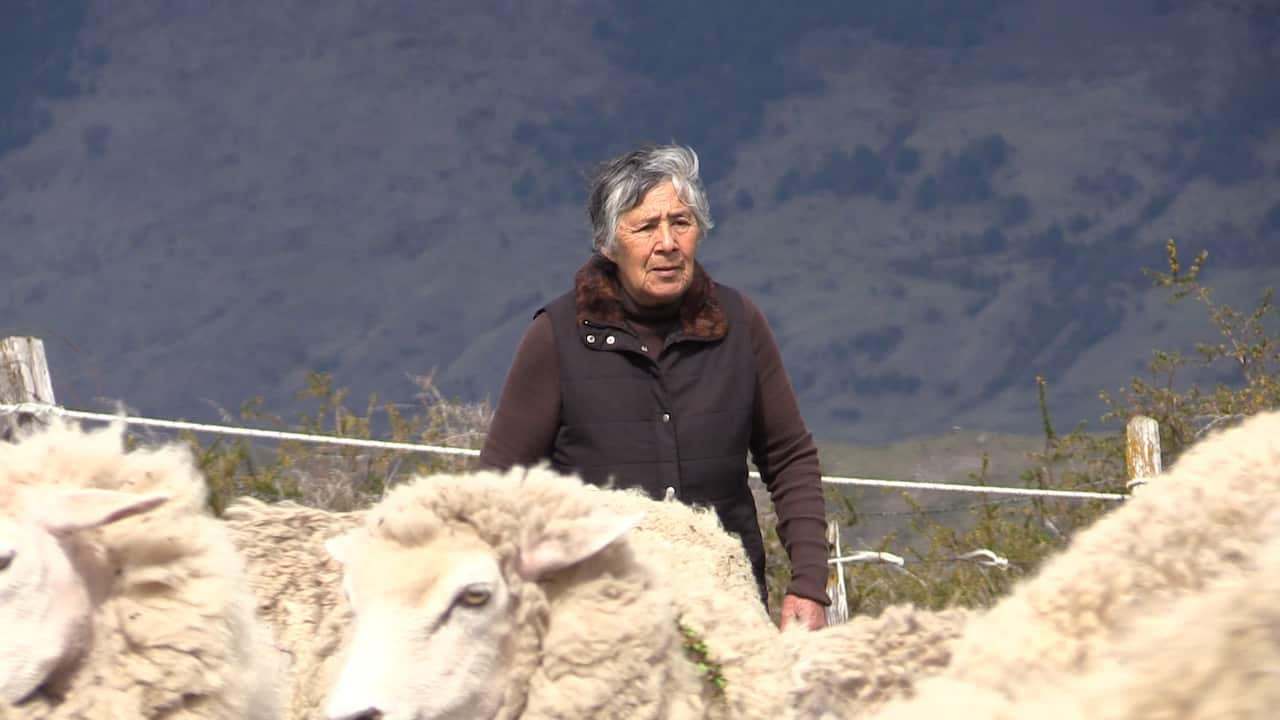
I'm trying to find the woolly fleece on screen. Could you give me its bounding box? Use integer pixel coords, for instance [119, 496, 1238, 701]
[868, 408, 1280, 717]
[0, 420, 278, 719]
[328, 465, 968, 719]
[221, 498, 364, 720]
[868, 512, 1280, 720]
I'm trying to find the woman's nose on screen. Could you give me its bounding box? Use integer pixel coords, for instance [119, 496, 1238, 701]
[655, 222, 676, 251]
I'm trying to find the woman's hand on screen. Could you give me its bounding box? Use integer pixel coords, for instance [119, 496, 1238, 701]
[779, 593, 827, 631]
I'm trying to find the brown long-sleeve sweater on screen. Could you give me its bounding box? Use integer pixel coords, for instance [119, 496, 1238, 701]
[480, 288, 831, 605]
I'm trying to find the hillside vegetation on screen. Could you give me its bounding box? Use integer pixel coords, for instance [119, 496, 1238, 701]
[806, 239, 1279, 616]
[2, 1, 1277, 446]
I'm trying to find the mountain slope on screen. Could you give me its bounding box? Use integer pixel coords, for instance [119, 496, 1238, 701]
[1, 0, 1276, 444]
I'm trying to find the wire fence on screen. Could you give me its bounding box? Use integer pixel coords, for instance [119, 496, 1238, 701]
[0, 401, 1131, 502]
[3, 399, 1145, 626]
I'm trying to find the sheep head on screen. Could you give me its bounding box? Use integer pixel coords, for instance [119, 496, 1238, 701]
[0, 487, 168, 705]
[322, 500, 643, 720]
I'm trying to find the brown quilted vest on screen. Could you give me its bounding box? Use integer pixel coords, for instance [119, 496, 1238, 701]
[539, 256, 767, 602]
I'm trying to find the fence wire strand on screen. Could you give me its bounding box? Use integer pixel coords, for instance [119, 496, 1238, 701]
[1, 401, 1131, 500]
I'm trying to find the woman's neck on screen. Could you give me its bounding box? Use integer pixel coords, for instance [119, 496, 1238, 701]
[618, 282, 682, 322]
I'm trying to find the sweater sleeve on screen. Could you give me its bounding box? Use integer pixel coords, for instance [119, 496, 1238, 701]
[743, 295, 832, 606]
[479, 312, 562, 471]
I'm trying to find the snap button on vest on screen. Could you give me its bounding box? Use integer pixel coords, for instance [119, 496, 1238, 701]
[661, 412, 671, 422]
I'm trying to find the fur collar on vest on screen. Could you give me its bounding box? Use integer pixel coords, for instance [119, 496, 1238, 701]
[573, 253, 728, 340]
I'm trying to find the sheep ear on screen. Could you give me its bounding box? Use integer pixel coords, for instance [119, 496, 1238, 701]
[325, 529, 367, 567]
[37, 489, 169, 536]
[518, 511, 644, 581]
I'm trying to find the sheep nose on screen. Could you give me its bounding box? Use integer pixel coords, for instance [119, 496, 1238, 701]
[331, 709, 382, 720]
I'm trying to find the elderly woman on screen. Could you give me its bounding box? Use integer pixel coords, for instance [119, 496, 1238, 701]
[480, 144, 830, 630]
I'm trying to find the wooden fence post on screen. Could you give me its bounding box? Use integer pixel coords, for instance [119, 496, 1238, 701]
[0, 336, 56, 441]
[1125, 415, 1162, 493]
[825, 520, 850, 626]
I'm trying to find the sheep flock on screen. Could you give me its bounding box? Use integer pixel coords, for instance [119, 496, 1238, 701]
[1, 410, 1278, 719]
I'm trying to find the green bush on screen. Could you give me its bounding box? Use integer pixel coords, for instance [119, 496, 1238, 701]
[180, 371, 489, 515]
[808, 239, 1279, 617]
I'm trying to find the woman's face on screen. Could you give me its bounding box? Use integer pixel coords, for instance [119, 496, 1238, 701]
[604, 180, 700, 307]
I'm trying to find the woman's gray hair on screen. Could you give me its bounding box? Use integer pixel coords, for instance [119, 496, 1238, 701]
[586, 144, 715, 255]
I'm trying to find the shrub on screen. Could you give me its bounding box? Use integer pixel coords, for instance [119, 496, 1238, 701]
[797, 238, 1279, 617]
[182, 371, 489, 515]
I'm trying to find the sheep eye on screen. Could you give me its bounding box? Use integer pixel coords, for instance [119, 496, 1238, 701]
[0, 549, 14, 572]
[457, 585, 491, 608]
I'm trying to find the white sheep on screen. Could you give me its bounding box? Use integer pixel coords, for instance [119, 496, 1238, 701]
[218, 468, 766, 720]
[319, 464, 967, 720]
[221, 498, 364, 720]
[865, 408, 1280, 720]
[569, 477, 770, 625]
[586, 477, 964, 718]
[0, 419, 279, 719]
[1034, 515, 1280, 720]
[867, 510, 1280, 720]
